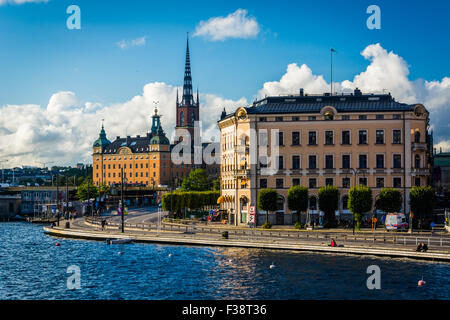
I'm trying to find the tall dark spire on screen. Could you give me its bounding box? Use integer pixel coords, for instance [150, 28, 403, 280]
[182, 34, 194, 106]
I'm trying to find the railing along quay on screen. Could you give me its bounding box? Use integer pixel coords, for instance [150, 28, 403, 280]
[85, 217, 450, 249]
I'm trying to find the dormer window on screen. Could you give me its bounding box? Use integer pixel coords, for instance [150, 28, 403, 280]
[324, 111, 334, 120]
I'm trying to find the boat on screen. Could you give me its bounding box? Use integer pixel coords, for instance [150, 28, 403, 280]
[106, 238, 133, 244]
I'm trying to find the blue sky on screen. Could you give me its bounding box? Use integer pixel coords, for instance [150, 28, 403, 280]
[0, 0, 449, 166]
[0, 0, 449, 105]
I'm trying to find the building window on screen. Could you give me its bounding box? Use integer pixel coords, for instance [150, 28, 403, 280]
[292, 116, 300, 121]
[342, 130, 351, 145]
[414, 131, 421, 143]
[359, 154, 367, 169]
[325, 155, 333, 169]
[359, 177, 368, 186]
[278, 131, 284, 146]
[376, 178, 385, 188]
[260, 179, 267, 188]
[324, 112, 334, 120]
[393, 114, 401, 120]
[292, 156, 300, 169]
[342, 177, 351, 188]
[376, 130, 384, 144]
[325, 131, 334, 145]
[415, 177, 421, 187]
[278, 156, 284, 170]
[358, 130, 367, 144]
[276, 116, 283, 122]
[376, 115, 384, 120]
[309, 178, 317, 189]
[308, 155, 317, 169]
[325, 178, 333, 186]
[276, 178, 284, 189]
[292, 131, 300, 145]
[260, 117, 267, 122]
[308, 116, 316, 121]
[393, 154, 402, 169]
[415, 154, 421, 168]
[393, 177, 402, 188]
[308, 131, 317, 145]
[342, 155, 350, 169]
[359, 115, 367, 120]
[342, 115, 350, 120]
[180, 111, 184, 126]
[292, 178, 300, 186]
[376, 154, 385, 169]
[259, 131, 268, 145]
[259, 156, 268, 168]
[393, 130, 402, 144]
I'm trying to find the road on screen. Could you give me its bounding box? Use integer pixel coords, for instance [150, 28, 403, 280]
[107, 206, 168, 224]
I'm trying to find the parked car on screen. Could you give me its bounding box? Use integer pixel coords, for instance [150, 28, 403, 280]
[385, 213, 408, 231]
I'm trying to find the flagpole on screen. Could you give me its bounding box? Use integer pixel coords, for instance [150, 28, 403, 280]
[331, 49, 333, 96]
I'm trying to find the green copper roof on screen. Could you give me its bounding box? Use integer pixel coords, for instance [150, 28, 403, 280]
[93, 125, 111, 148]
[434, 153, 450, 167]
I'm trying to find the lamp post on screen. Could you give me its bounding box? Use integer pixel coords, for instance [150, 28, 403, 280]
[348, 168, 361, 235]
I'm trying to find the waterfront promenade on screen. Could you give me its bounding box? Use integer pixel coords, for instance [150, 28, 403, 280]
[43, 211, 450, 262]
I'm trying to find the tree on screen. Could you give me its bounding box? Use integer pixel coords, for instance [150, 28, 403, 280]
[287, 186, 308, 223]
[410, 186, 434, 229]
[375, 188, 402, 213]
[181, 169, 212, 191]
[213, 177, 221, 191]
[348, 185, 372, 230]
[258, 188, 278, 223]
[318, 186, 339, 227]
[76, 179, 99, 201]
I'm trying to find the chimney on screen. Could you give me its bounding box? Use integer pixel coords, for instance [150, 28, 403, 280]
[354, 88, 362, 96]
[299, 88, 304, 96]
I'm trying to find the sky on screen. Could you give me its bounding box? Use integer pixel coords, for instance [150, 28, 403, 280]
[0, 0, 449, 167]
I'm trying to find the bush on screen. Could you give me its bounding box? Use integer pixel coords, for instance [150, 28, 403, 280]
[318, 185, 339, 227]
[375, 188, 402, 213]
[262, 221, 272, 229]
[410, 186, 434, 229]
[287, 186, 308, 222]
[258, 189, 278, 223]
[294, 221, 304, 229]
[348, 185, 373, 230]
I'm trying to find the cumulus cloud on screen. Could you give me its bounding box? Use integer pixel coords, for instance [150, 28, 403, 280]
[116, 36, 147, 49]
[194, 9, 260, 41]
[0, 0, 48, 5]
[258, 43, 450, 151]
[2, 43, 450, 167]
[0, 84, 247, 167]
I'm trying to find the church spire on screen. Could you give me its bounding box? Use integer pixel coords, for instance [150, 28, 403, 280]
[182, 33, 193, 106]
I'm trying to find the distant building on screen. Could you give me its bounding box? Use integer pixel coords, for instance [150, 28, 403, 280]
[433, 152, 450, 192]
[0, 189, 21, 220]
[92, 36, 219, 187]
[20, 187, 75, 215]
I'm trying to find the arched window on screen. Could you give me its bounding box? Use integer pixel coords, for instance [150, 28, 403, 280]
[415, 154, 421, 168]
[414, 131, 421, 143]
[180, 111, 184, 126]
[276, 196, 285, 211]
[191, 112, 195, 126]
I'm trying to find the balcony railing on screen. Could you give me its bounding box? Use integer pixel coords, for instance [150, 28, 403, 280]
[412, 142, 427, 151]
[234, 169, 250, 178]
[411, 168, 430, 175]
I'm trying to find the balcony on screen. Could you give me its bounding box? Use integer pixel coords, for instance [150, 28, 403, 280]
[234, 169, 250, 178]
[391, 167, 404, 174]
[412, 142, 427, 151]
[411, 168, 430, 176]
[324, 168, 336, 174]
[307, 168, 319, 175]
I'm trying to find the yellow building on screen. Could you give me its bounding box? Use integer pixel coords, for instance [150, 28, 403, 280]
[218, 88, 431, 226]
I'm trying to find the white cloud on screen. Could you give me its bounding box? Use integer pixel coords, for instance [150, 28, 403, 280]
[194, 9, 260, 41]
[0, 84, 247, 167]
[2, 43, 450, 167]
[257, 43, 450, 151]
[116, 36, 147, 49]
[0, 0, 48, 5]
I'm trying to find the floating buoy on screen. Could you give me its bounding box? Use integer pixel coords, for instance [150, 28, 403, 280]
[168, 253, 173, 258]
[118, 251, 123, 255]
[418, 278, 426, 286]
[55, 243, 60, 247]
[269, 263, 276, 269]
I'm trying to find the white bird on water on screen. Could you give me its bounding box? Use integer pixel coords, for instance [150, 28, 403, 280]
[168, 253, 173, 258]
[269, 262, 276, 269]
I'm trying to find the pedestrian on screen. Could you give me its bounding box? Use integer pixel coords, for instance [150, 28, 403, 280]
[101, 219, 106, 231]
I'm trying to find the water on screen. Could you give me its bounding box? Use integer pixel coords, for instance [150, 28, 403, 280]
[0, 222, 449, 300]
